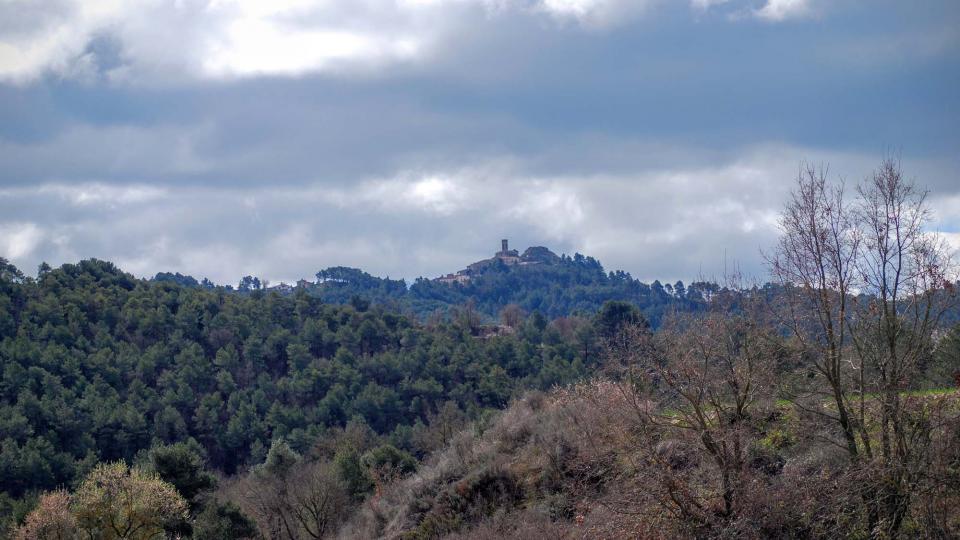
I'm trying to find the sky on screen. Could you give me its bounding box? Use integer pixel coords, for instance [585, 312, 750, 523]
[0, 0, 958, 286]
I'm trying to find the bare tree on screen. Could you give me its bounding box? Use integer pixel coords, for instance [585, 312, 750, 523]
[499, 303, 525, 329]
[455, 298, 482, 334]
[289, 462, 351, 539]
[238, 440, 352, 539]
[770, 158, 958, 538]
[848, 158, 956, 536]
[599, 280, 782, 531]
[413, 401, 468, 454]
[657, 311, 778, 519]
[767, 163, 865, 460]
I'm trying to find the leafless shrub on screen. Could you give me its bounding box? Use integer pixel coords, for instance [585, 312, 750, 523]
[444, 509, 574, 540]
[769, 158, 959, 537]
[236, 455, 351, 539]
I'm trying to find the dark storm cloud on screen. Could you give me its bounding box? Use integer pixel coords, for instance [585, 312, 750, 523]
[0, 0, 957, 284]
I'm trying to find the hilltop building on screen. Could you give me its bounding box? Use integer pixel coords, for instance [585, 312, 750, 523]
[437, 272, 471, 285]
[495, 238, 520, 265]
[435, 239, 560, 285]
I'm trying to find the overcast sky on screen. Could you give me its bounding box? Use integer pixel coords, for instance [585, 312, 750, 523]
[1, 0, 958, 286]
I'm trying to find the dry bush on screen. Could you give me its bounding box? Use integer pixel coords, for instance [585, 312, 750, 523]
[337, 392, 589, 539]
[235, 455, 351, 539]
[12, 490, 76, 540]
[444, 509, 575, 540]
[351, 366, 955, 538]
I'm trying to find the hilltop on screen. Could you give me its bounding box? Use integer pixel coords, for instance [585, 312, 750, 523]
[435, 240, 561, 284]
[185, 240, 717, 327]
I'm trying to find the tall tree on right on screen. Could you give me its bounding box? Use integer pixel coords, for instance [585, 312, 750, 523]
[769, 158, 958, 538]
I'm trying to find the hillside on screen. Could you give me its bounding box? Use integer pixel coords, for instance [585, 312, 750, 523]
[0, 257, 616, 531]
[338, 380, 960, 539]
[3, 256, 960, 538]
[204, 242, 717, 326]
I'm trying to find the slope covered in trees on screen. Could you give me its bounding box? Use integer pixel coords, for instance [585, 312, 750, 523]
[225, 251, 715, 326]
[0, 257, 613, 525]
[407, 254, 712, 326]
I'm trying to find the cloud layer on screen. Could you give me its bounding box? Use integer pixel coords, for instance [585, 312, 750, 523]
[0, 0, 825, 83]
[1, 144, 956, 285]
[0, 0, 957, 285]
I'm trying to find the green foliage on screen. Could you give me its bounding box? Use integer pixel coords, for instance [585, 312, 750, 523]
[0, 258, 605, 506]
[0, 491, 39, 537]
[301, 253, 708, 325]
[335, 448, 375, 501]
[193, 501, 258, 540]
[594, 300, 648, 339]
[153, 272, 201, 288]
[257, 438, 300, 478]
[361, 444, 418, 476]
[144, 440, 217, 504]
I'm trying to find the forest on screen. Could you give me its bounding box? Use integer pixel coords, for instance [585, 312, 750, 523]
[1, 160, 959, 539]
[159, 249, 718, 327]
[1, 251, 649, 536]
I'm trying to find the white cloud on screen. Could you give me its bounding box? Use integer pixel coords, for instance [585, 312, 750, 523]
[943, 232, 960, 259]
[33, 183, 167, 207]
[359, 174, 472, 216]
[754, 0, 811, 22]
[1, 144, 955, 285]
[504, 179, 585, 238]
[537, 0, 654, 26]
[0, 0, 671, 84]
[320, 164, 509, 216]
[191, 0, 432, 79]
[688, 0, 814, 22]
[690, 0, 728, 11]
[931, 194, 960, 263]
[0, 0, 459, 83]
[0, 222, 44, 259]
[0, 1, 126, 83]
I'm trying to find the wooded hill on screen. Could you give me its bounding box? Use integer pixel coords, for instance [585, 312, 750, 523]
[159, 249, 720, 327]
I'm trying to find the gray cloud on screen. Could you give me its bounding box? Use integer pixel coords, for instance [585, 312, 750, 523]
[1, 144, 955, 286]
[0, 0, 661, 84]
[0, 1, 895, 84]
[0, 0, 957, 285]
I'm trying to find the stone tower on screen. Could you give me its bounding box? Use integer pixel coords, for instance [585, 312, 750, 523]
[501, 239, 508, 253]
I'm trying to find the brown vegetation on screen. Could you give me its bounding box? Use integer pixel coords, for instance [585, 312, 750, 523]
[13, 463, 188, 540]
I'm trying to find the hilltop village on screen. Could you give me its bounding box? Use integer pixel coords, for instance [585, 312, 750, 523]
[435, 239, 560, 284]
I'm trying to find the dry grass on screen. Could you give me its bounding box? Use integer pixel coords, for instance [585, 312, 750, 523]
[335, 380, 960, 539]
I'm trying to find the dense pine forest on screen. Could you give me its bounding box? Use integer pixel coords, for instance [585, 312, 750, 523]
[2, 255, 680, 536]
[0, 256, 616, 488]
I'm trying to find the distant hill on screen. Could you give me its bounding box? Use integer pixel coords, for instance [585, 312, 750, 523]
[295, 241, 715, 326]
[152, 241, 960, 330]
[150, 240, 715, 326]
